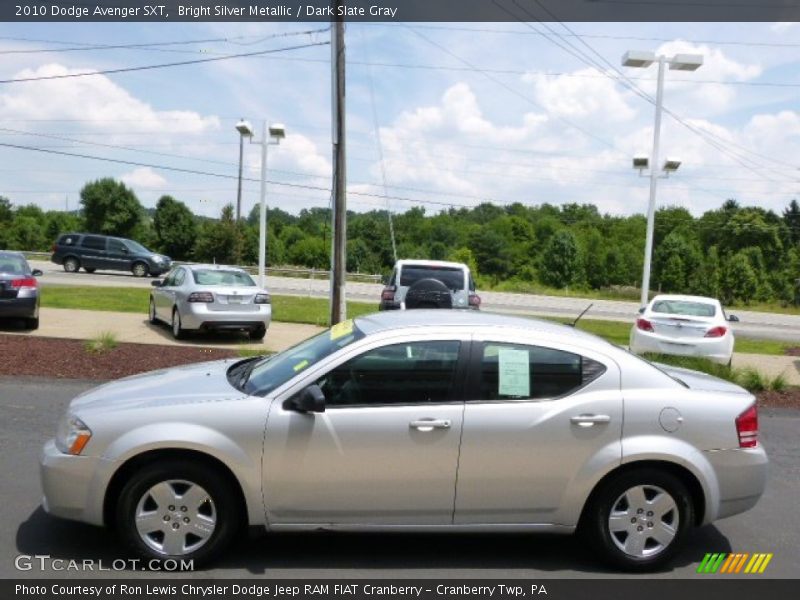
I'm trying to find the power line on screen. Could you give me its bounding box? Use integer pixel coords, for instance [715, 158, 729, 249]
[0, 40, 330, 84]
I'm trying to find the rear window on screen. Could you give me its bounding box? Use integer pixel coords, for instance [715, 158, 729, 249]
[400, 266, 465, 290]
[651, 300, 716, 317]
[192, 269, 255, 287]
[0, 255, 28, 274]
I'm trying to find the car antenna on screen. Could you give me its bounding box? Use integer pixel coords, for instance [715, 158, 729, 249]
[570, 303, 593, 327]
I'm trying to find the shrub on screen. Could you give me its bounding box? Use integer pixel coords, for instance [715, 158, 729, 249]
[84, 331, 119, 355]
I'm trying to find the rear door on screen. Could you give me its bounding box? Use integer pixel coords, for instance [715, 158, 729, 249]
[78, 235, 108, 270]
[454, 335, 621, 525]
[106, 239, 133, 272]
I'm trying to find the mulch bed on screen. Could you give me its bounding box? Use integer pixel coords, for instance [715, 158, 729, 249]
[784, 347, 800, 357]
[0, 334, 238, 381]
[1, 334, 799, 408]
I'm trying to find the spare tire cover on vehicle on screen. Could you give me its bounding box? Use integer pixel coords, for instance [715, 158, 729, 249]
[404, 277, 453, 309]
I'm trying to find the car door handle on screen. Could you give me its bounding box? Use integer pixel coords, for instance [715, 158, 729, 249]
[570, 414, 611, 427]
[409, 419, 451, 431]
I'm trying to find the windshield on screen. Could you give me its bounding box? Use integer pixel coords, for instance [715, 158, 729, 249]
[651, 300, 716, 318]
[242, 319, 365, 396]
[125, 240, 153, 254]
[400, 266, 465, 290]
[193, 269, 255, 287]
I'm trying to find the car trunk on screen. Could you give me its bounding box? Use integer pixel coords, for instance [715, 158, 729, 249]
[655, 363, 749, 394]
[206, 287, 260, 312]
[649, 315, 714, 340]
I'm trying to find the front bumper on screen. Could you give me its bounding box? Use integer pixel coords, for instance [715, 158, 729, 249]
[39, 439, 105, 525]
[180, 303, 272, 331]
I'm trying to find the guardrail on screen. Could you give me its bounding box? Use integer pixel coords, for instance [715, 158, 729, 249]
[21, 251, 383, 284]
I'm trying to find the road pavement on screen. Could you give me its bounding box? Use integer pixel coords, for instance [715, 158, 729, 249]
[29, 260, 800, 343]
[1, 377, 798, 579]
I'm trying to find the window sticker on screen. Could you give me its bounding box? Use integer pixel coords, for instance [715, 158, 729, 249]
[330, 319, 354, 341]
[293, 359, 309, 372]
[498, 347, 530, 397]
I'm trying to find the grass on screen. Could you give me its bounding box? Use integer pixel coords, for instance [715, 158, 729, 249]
[84, 331, 119, 354]
[641, 353, 790, 392]
[38, 284, 792, 357]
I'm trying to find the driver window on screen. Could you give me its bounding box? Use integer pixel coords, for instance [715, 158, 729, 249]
[316, 340, 460, 407]
[162, 269, 178, 287]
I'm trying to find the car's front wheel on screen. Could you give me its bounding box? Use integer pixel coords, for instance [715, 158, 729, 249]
[148, 298, 158, 324]
[116, 460, 241, 566]
[583, 468, 693, 571]
[132, 262, 149, 278]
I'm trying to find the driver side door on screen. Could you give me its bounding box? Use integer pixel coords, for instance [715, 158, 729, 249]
[262, 336, 468, 526]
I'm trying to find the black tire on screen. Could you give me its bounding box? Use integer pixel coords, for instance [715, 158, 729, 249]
[132, 262, 149, 278]
[583, 468, 693, 572]
[26, 317, 39, 330]
[171, 308, 185, 340]
[84, 267, 96, 274]
[249, 323, 267, 341]
[404, 277, 453, 310]
[115, 459, 242, 567]
[148, 298, 158, 324]
[63, 257, 80, 273]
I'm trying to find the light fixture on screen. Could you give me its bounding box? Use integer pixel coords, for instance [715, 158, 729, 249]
[235, 119, 253, 137]
[663, 158, 682, 172]
[622, 50, 656, 68]
[632, 156, 649, 170]
[669, 54, 704, 71]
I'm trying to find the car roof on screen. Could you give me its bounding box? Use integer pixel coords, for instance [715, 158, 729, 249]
[182, 263, 249, 273]
[650, 294, 721, 305]
[354, 309, 606, 345]
[396, 259, 469, 271]
[0, 251, 25, 258]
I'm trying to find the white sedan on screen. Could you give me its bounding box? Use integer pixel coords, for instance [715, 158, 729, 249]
[629, 294, 739, 365]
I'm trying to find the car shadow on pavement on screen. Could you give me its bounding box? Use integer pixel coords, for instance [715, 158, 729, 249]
[0, 318, 33, 332]
[144, 319, 259, 347]
[17, 507, 732, 575]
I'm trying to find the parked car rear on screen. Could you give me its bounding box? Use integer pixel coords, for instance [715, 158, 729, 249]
[0, 251, 42, 329]
[379, 259, 480, 311]
[51, 233, 171, 277]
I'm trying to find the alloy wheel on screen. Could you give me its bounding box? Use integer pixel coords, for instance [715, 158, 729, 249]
[607, 484, 679, 558]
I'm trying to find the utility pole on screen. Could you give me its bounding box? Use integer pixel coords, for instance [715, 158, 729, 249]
[329, 6, 347, 325]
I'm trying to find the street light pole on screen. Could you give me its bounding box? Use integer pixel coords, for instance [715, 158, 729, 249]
[640, 55, 666, 308]
[236, 129, 245, 222]
[258, 120, 269, 289]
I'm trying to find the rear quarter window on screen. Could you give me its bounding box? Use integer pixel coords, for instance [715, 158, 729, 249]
[58, 235, 79, 246]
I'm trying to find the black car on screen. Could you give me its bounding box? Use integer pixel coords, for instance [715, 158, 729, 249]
[0, 251, 42, 329]
[50, 233, 171, 277]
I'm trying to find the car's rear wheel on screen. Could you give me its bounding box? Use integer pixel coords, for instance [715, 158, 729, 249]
[148, 298, 158, 324]
[132, 262, 149, 278]
[249, 323, 267, 341]
[84, 267, 96, 274]
[172, 308, 185, 340]
[116, 460, 241, 566]
[26, 317, 39, 330]
[583, 468, 693, 571]
[63, 257, 80, 273]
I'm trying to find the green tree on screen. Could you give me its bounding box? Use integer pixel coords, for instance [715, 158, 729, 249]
[287, 236, 329, 269]
[80, 178, 142, 237]
[720, 252, 758, 305]
[193, 204, 237, 264]
[540, 230, 581, 288]
[783, 199, 800, 247]
[153, 195, 197, 260]
[469, 228, 513, 283]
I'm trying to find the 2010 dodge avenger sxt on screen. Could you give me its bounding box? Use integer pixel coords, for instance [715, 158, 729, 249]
[40, 311, 767, 570]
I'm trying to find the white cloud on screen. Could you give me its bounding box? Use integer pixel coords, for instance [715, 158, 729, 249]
[120, 167, 167, 189]
[771, 22, 799, 32]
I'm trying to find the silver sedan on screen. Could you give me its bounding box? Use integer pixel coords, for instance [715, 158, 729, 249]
[39, 311, 766, 571]
[149, 264, 272, 341]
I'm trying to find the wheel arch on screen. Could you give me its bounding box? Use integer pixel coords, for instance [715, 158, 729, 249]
[103, 448, 249, 531]
[578, 460, 707, 529]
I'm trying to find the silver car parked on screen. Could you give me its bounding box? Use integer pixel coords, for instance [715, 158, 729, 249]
[149, 264, 271, 341]
[40, 311, 766, 571]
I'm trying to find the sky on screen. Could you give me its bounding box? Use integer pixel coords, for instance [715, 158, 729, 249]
[0, 20, 798, 220]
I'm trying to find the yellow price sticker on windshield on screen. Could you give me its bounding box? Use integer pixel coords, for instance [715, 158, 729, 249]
[293, 359, 309, 372]
[330, 319, 354, 341]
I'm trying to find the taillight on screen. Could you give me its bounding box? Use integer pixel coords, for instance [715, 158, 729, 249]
[736, 404, 758, 448]
[705, 326, 728, 338]
[187, 291, 214, 303]
[468, 294, 481, 307]
[51, 244, 56, 252]
[10, 277, 37, 290]
[636, 318, 654, 332]
[381, 286, 396, 302]
[255, 293, 271, 304]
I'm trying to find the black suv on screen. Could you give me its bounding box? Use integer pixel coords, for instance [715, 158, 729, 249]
[51, 233, 171, 277]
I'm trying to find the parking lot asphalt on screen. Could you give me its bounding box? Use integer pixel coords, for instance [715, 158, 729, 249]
[2, 377, 798, 579]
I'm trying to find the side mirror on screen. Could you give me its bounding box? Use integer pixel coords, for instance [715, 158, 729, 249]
[638, 307, 645, 314]
[286, 384, 326, 413]
[31, 269, 43, 276]
[150, 280, 162, 287]
[728, 314, 740, 323]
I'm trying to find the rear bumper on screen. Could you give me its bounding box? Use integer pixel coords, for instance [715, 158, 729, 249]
[706, 445, 768, 521]
[181, 303, 272, 330]
[0, 295, 38, 318]
[630, 329, 732, 364]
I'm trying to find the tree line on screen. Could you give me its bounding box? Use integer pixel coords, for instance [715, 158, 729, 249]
[1, 177, 799, 306]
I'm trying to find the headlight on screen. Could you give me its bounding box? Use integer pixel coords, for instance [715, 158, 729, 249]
[55, 415, 92, 455]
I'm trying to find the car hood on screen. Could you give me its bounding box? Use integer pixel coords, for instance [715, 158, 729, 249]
[655, 363, 750, 394]
[70, 359, 245, 414]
